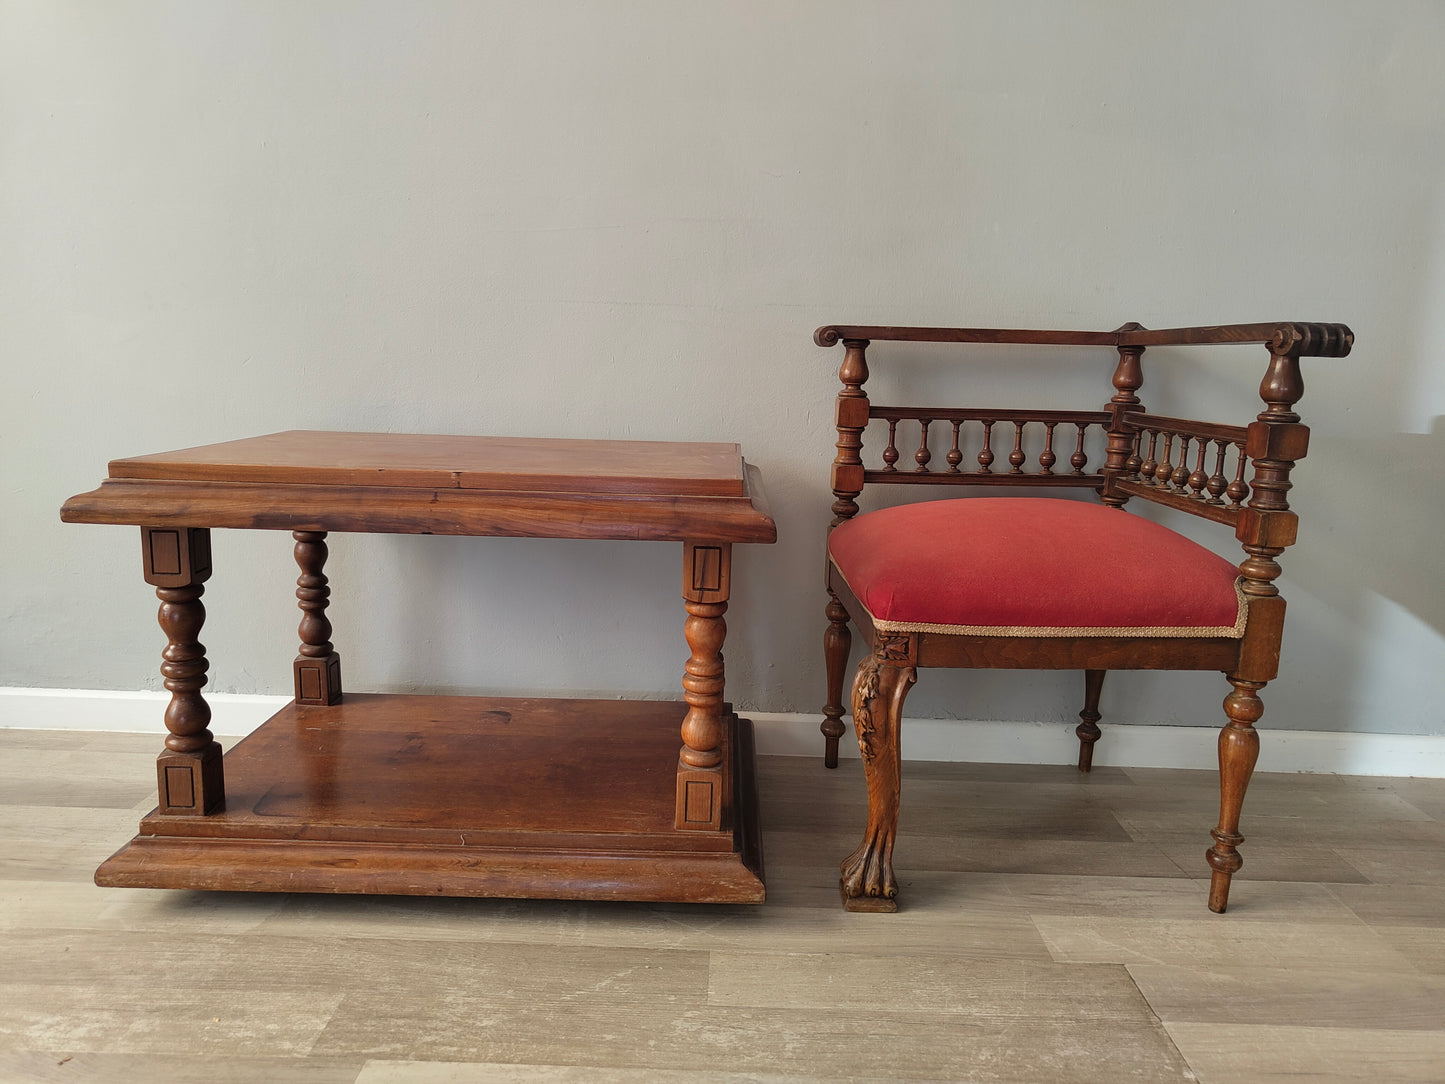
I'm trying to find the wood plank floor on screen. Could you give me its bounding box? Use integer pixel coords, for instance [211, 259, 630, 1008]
[2, 728, 1443, 1082]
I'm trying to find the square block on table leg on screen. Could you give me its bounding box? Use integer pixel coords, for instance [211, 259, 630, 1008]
[155, 743, 224, 814]
[674, 765, 724, 831]
[293, 655, 342, 706]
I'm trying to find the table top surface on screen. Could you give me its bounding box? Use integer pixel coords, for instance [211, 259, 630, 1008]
[108, 430, 748, 497]
[63, 430, 776, 542]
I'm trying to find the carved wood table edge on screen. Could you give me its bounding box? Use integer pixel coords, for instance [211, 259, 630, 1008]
[60, 430, 776, 904]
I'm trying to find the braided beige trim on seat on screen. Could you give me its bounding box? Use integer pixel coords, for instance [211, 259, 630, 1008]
[830, 561, 1249, 639]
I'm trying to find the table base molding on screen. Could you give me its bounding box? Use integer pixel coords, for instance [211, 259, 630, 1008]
[96, 693, 765, 904]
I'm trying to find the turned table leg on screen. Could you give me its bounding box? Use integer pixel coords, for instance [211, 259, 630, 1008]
[840, 635, 917, 911]
[675, 541, 731, 832]
[141, 526, 223, 814]
[292, 531, 342, 706]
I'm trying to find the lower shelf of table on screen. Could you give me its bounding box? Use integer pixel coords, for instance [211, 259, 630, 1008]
[96, 693, 765, 903]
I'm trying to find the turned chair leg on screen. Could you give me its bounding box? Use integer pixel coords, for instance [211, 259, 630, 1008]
[1207, 675, 1264, 912]
[821, 590, 852, 769]
[1076, 669, 1106, 772]
[840, 638, 916, 911]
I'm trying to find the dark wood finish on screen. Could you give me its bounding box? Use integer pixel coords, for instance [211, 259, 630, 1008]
[96, 696, 764, 902]
[141, 527, 223, 815]
[292, 531, 342, 706]
[65, 432, 776, 903]
[864, 407, 1111, 490]
[815, 321, 1354, 354]
[817, 320, 1351, 913]
[1076, 669, 1106, 772]
[820, 590, 852, 768]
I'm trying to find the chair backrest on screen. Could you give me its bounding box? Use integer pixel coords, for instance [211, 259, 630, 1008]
[816, 320, 1353, 603]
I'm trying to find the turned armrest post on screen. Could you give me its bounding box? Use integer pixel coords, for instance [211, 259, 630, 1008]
[1236, 331, 1311, 605]
[1101, 324, 1145, 508]
[830, 338, 871, 527]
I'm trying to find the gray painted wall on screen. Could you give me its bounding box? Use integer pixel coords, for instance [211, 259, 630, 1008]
[4, 2, 1443, 735]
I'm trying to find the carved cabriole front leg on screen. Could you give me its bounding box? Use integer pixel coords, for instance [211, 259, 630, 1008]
[141, 526, 223, 814]
[840, 635, 916, 911]
[293, 531, 342, 706]
[676, 541, 731, 832]
[821, 590, 852, 769]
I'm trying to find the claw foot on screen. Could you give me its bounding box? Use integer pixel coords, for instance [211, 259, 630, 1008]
[840, 831, 897, 911]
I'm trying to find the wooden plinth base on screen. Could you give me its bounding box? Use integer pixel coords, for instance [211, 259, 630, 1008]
[97, 694, 765, 904]
[841, 885, 900, 913]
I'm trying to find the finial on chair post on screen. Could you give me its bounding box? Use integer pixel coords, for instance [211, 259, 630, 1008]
[830, 338, 871, 525]
[1101, 323, 1146, 508]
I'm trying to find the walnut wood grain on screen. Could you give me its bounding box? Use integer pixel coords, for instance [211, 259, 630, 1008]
[62, 474, 775, 543]
[106, 431, 749, 496]
[97, 695, 765, 902]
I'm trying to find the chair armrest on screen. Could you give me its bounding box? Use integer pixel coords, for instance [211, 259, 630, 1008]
[815, 321, 1353, 358]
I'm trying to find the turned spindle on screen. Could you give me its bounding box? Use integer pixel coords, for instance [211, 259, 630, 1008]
[1070, 423, 1089, 475]
[821, 591, 852, 769]
[1171, 435, 1192, 490]
[1008, 422, 1027, 473]
[1039, 422, 1058, 476]
[1188, 440, 1209, 498]
[1227, 445, 1250, 505]
[1206, 441, 1229, 503]
[1154, 433, 1174, 487]
[914, 419, 932, 472]
[977, 421, 995, 472]
[1140, 431, 1159, 486]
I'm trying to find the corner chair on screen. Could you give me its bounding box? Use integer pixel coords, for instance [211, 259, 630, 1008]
[815, 320, 1352, 913]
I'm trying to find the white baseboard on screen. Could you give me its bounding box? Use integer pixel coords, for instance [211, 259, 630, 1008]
[3, 687, 1442, 777]
[752, 711, 1445, 777]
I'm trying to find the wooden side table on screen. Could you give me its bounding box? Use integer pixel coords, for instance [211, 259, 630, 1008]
[61, 431, 776, 903]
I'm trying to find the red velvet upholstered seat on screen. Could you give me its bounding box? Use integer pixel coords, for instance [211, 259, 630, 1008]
[828, 497, 1246, 637]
